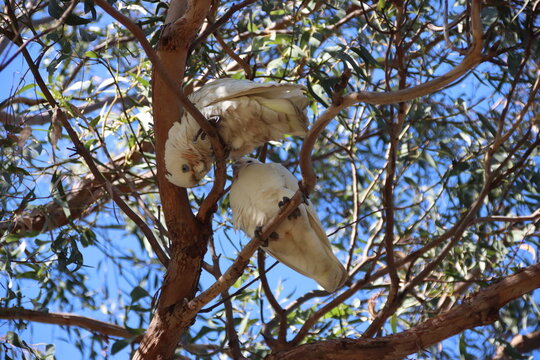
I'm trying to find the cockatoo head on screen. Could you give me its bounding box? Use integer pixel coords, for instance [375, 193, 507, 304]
[232, 157, 261, 179]
[165, 120, 213, 188]
[165, 148, 212, 188]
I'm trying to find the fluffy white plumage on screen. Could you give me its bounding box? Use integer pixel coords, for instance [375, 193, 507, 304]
[165, 79, 309, 187]
[230, 158, 348, 292]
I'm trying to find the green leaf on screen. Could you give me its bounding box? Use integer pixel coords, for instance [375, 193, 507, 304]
[79, 27, 98, 42]
[48, 0, 94, 26]
[111, 340, 129, 355]
[130, 286, 150, 303]
[350, 46, 380, 68]
[13, 83, 37, 97]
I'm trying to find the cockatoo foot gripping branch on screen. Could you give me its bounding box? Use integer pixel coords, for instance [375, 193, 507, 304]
[192, 115, 223, 142]
[279, 196, 301, 220]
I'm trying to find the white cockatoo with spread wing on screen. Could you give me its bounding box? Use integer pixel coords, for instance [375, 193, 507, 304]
[229, 158, 348, 293]
[164, 78, 309, 187]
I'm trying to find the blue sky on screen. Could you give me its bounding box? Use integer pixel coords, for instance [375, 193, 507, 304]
[1, 6, 540, 360]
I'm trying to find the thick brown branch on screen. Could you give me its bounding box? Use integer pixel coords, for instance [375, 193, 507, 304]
[0, 307, 139, 340]
[267, 262, 540, 360]
[1, 144, 154, 237]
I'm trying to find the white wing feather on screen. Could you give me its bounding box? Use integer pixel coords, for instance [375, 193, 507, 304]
[164, 79, 309, 187]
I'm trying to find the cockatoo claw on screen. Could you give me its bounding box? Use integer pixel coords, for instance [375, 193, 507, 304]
[278, 196, 301, 220]
[208, 115, 223, 126]
[278, 196, 290, 208]
[255, 226, 268, 247]
[288, 208, 301, 220]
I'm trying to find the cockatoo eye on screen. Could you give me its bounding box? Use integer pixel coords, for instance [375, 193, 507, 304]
[182, 164, 190, 173]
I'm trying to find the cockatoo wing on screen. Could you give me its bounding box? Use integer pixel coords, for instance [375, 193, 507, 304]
[191, 79, 309, 157]
[230, 159, 348, 292]
[189, 79, 308, 109]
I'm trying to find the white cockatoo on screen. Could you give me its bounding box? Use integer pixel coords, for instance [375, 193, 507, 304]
[164, 78, 309, 187]
[229, 158, 348, 293]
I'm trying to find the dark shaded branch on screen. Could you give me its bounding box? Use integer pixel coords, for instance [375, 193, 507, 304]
[190, 0, 257, 51]
[267, 262, 540, 360]
[258, 250, 288, 350]
[494, 330, 540, 360]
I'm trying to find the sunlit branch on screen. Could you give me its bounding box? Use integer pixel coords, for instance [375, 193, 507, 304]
[0, 307, 139, 340]
[269, 262, 540, 360]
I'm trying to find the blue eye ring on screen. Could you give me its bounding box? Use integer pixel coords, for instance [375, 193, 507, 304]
[182, 164, 190, 173]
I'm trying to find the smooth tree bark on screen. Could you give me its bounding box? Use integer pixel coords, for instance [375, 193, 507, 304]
[131, 1, 213, 359]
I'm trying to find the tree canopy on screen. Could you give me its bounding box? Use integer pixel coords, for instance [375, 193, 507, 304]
[1, 0, 539, 359]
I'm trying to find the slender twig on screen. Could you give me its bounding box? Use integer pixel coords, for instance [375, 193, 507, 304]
[299, 0, 483, 193]
[190, 0, 257, 51]
[208, 238, 246, 360]
[258, 250, 288, 349]
[345, 160, 359, 271]
[364, 3, 409, 335]
[0, 0, 78, 72]
[442, 0, 467, 54]
[214, 31, 252, 79]
[7, 27, 169, 266]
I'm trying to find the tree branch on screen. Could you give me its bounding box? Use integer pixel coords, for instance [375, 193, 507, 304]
[494, 330, 540, 360]
[267, 262, 540, 360]
[299, 0, 484, 194]
[0, 307, 139, 340]
[190, 0, 257, 51]
[4, 9, 169, 267]
[1, 142, 154, 237]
